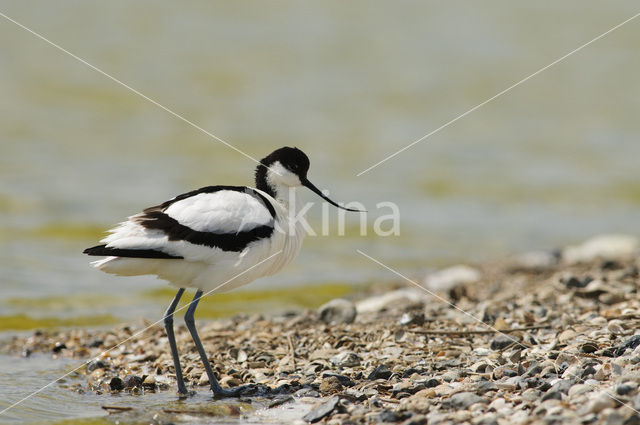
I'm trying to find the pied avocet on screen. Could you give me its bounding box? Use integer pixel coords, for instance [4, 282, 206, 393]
[84, 146, 361, 396]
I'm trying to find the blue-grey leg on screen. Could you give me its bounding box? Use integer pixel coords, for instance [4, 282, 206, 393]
[185, 290, 239, 397]
[164, 288, 188, 395]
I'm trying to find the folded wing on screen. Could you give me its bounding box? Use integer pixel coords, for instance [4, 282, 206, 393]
[84, 186, 276, 260]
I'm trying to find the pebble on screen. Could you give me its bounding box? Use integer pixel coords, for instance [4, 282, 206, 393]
[123, 375, 143, 389]
[604, 411, 627, 425]
[236, 349, 248, 362]
[356, 289, 426, 313]
[563, 275, 592, 288]
[585, 391, 617, 414]
[446, 392, 484, 409]
[424, 265, 481, 292]
[109, 377, 124, 391]
[142, 375, 156, 387]
[558, 329, 578, 343]
[452, 410, 474, 422]
[616, 382, 637, 396]
[521, 388, 541, 402]
[433, 384, 455, 397]
[392, 380, 413, 394]
[616, 335, 640, 357]
[473, 347, 492, 357]
[625, 415, 640, 425]
[473, 414, 499, 425]
[548, 379, 575, 395]
[487, 397, 506, 410]
[294, 388, 320, 398]
[568, 384, 593, 397]
[541, 391, 563, 402]
[220, 375, 242, 387]
[330, 351, 361, 367]
[584, 379, 600, 387]
[318, 299, 357, 325]
[85, 359, 108, 373]
[512, 251, 558, 271]
[371, 409, 406, 423]
[524, 362, 542, 377]
[561, 364, 581, 379]
[322, 372, 354, 387]
[563, 234, 638, 264]
[608, 320, 626, 335]
[401, 416, 428, 425]
[302, 396, 341, 423]
[367, 365, 392, 380]
[440, 371, 459, 382]
[400, 312, 425, 326]
[88, 339, 103, 348]
[423, 378, 441, 388]
[581, 342, 599, 353]
[595, 364, 610, 381]
[490, 335, 516, 351]
[496, 376, 523, 391]
[474, 380, 498, 394]
[532, 399, 562, 416]
[268, 395, 294, 408]
[52, 342, 67, 353]
[319, 376, 343, 394]
[197, 373, 209, 386]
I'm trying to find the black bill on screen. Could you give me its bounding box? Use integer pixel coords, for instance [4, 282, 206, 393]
[301, 178, 366, 212]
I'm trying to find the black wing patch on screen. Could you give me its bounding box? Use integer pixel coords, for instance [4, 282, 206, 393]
[136, 185, 276, 252]
[83, 185, 277, 258]
[83, 245, 183, 259]
[136, 211, 274, 252]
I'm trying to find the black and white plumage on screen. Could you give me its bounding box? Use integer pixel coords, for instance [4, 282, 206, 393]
[83, 146, 361, 397]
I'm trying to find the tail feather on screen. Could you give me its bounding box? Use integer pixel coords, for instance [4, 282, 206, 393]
[83, 244, 182, 259]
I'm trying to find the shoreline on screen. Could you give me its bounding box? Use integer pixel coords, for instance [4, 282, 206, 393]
[3, 234, 640, 425]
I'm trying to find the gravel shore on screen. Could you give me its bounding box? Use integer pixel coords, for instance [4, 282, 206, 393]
[4, 235, 640, 425]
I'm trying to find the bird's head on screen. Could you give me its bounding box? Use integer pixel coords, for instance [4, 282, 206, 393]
[255, 147, 363, 212]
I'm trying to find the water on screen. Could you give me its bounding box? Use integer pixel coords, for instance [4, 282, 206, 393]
[0, 354, 295, 425]
[1, 1, 639, 423]
[0, 354, 125, 424]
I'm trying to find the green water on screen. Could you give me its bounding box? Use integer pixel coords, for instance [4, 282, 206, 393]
[0, 283, 353, 332]
[1, 0, 639, 423]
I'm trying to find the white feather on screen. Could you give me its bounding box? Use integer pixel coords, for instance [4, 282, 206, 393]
[93, 188, 306, 293]
[164, 190, 273, 233]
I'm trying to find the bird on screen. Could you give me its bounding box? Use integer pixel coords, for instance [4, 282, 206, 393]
[83, 146, 362, 397]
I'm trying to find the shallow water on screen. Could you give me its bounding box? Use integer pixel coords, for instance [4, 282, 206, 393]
[0, 354, 304, 425]
[1, 1, 639, 423]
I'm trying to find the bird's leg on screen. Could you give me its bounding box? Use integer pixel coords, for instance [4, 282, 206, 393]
[185, 290, 239, 397]
[164, 288, 189, 396]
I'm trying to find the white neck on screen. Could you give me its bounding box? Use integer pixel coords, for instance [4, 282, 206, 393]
[265, 162, 302, 208]
[268, 182, 297, 207]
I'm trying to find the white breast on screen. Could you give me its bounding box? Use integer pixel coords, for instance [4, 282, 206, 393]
[214, 190, 306, 291]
